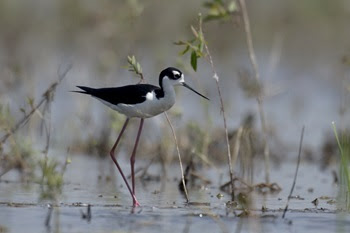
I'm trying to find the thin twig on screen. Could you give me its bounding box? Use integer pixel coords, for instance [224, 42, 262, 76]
[238, 0, 271, 184]
[282, 126, 305, 218]
[1, 95, 46, 144]
[200, 15, 235, 201]
[164, 111, 189, 203]
[0, 64, 72, 144]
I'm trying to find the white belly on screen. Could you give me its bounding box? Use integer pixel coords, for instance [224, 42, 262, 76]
[96, 93, 176, 118]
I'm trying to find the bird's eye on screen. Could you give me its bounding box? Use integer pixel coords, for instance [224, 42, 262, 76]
[174, 74, 181, 79]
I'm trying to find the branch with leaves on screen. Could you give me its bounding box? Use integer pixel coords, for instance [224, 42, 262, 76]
[175, 14, 236, 201]
[174, 21, 209, 72]
[199, 0, 272, 184]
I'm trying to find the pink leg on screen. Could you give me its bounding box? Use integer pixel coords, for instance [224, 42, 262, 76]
[109, 118, 140, 207]
[130, 119, 144, 200]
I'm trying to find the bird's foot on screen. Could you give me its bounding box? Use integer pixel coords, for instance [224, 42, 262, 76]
[133, 200, 140, 207]
[132, 195, 140, 207]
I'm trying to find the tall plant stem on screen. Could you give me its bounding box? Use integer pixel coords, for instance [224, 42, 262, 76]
[238, 0, 270, 183]
[282, 126, 305, 218]
[164, 111, 189, 203]
[199, 15, 235, 201]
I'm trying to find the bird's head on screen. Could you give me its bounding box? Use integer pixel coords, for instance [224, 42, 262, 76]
[159, 67, 209, 100]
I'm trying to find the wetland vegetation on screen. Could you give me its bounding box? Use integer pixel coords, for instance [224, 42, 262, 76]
[0, 0, 350, 232]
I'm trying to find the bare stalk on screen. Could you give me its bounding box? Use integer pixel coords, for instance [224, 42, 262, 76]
[238, 0, 270, 183]
[164, 111, 189, 203]
[0, 64, 72, 144]
[199, 17, 235, 201]
[282, 126, 305, 218]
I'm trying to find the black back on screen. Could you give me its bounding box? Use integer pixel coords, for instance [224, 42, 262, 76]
[75, 67, 184, 105]
[75, 84, 164, 105]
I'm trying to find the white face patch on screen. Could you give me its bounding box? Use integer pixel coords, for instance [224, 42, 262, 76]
[172, 70, 180, 76]
[179, 75, 184, 83]
[145, 92, 154, 100]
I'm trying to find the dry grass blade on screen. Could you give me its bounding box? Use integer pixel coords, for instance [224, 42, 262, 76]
[282, 126, 305, 218]
[164, 111, 189, 203]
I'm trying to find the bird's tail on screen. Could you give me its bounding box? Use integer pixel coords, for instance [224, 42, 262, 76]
[72, 86, 95, 95]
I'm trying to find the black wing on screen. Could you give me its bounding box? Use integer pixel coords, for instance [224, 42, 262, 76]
[74, 84, 161, 105]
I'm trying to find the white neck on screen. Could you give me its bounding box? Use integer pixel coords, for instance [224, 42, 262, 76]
[161, 77, 176, 99]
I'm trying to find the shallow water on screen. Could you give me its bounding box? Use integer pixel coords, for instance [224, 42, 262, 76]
[0, 153, 349, 233]
[1, 1, 350, 232]
[1, 205, 349, 233]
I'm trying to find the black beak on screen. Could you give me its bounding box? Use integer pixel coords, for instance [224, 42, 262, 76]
[182, 82, 209, 100]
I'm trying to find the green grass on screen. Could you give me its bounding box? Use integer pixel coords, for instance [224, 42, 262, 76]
[38, 156, 70, 201]
[332, 122, 350, 209]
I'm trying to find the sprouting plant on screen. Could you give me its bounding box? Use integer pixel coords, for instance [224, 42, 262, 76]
[332, 122, 350, 210]
[0, 137, 36, 179]
[39, 156, 70, 201]
[0, 105, 36, 179]
[175, 14, 235, 201]
[127, 55, 144, 81]
[174, 24, 205, 72]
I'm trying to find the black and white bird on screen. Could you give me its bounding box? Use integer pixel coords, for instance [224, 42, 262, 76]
[74, 67, 209, 207]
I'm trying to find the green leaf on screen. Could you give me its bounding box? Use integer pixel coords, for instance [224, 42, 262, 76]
[191, 51, 198, 71]
[180, 45, 190, 55]
[136, 63, 141, 73]
[174, 40, 186, 45]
